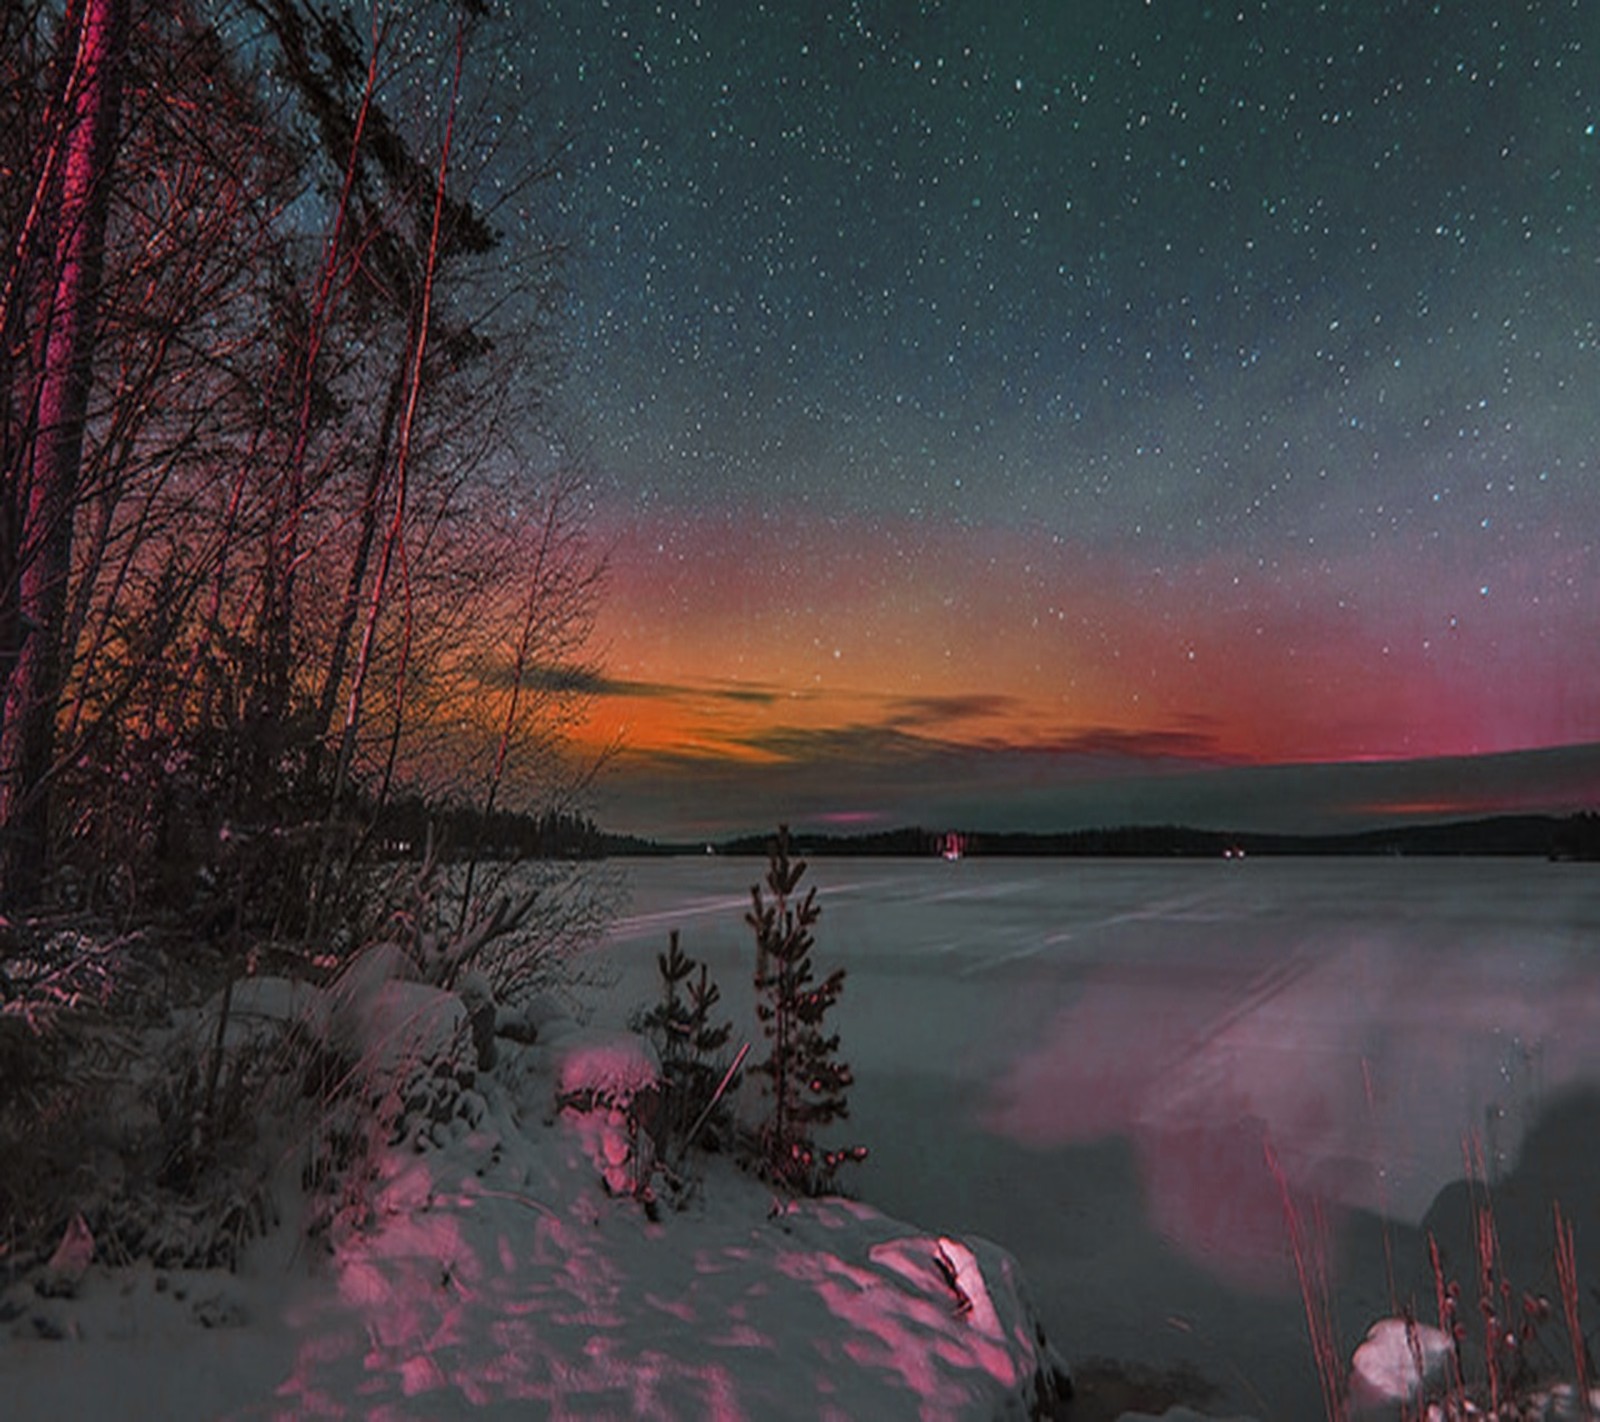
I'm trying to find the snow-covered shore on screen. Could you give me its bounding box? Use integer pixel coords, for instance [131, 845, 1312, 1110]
[8, 855, 1600, 1420]
[1, 969, 1070, 1420]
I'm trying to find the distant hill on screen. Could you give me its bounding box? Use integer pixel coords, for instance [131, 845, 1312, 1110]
[700, 813, 1600, 861]
[361, 804, 1600, 862]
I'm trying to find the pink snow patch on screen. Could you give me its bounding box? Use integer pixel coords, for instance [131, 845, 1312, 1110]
[554, 1030, 661, 1103]
[398, 1352, 447, 1396]
[775, 1231, 1024, 1409]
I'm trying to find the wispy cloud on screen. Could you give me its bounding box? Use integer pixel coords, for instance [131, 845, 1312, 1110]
[1014, 724, 1231, 763]
[885, 693, 1020, 728]
[702, 680, 785, 707]
[480, 661, 785, 708]
[609, 694, 1232, 773]
[686, 713, 1232, 773]
[731, 722, 950, 763]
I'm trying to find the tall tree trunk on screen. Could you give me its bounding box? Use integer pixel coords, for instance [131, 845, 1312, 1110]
[328, 21, 466, 818]
[245, 6, 383, 813]
[0, 0, 129, 908]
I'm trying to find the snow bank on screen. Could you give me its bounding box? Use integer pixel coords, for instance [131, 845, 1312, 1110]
[3, 1004, 1067, 1420]
[325, 945, 472, 1074]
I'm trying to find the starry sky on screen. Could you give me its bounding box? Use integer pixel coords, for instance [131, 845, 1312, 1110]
[512, 0, 1599, 840]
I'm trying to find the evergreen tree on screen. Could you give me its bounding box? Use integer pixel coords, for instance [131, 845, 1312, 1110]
[635, 930, 736, 1155]
[746, 827, 863, 1194]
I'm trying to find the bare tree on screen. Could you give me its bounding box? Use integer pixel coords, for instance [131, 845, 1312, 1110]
[2, 0, 601, 930]
[1, 0, 132, 908]
[456, 462, 607, 925]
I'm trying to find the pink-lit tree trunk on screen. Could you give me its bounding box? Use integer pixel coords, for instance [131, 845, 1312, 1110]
[249, 8, 388, 805]
[0, 0, 129, 908]
[328, 21, 467, 816]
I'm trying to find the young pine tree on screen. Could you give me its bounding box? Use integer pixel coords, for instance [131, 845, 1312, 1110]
[747, 828, 864, 1194]
[636, 930, 736, 1153]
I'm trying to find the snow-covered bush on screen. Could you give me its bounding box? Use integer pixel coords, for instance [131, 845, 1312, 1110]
[352, 842, 616, 1017]
[0, 924, 154, 1270]
[297, 939, 491, 1239]
[468, 859, 622, 1008]
[147, 985, 291, 1251]
[0, 957, 293, 1276]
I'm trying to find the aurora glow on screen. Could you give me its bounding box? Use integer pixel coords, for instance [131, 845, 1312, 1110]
[514, 1, 1599, 837]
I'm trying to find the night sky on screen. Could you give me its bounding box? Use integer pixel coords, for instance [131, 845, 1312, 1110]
[515, 1, 1599, 839]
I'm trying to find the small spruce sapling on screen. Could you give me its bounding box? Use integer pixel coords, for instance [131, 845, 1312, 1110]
[747, 828, 865, 1194]
[634, 931, 737, 1157]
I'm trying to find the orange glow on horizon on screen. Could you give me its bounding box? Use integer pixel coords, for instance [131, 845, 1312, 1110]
[561, 507, 1598, 786]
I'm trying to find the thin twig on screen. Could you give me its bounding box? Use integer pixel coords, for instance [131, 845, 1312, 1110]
[675, 1040, 749, 1167]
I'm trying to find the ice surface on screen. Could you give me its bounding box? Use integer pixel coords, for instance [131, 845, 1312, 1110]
[598, 855, 1600, 1418]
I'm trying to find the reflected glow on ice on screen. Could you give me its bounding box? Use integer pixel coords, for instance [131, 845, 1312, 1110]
[600, 855, 1600, 1408]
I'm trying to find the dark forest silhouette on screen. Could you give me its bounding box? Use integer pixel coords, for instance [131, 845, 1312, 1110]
[708, 812, 1600, 861]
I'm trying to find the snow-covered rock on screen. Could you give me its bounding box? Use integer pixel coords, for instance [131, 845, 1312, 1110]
[553, 1027, 661, 1107]
[336, 978, 470, 1074]
[1348, 1316, 1455, 1411]
[552, 1029, 662, 1195]
[197, 974, 326, 1047]
[321, 944, 472, 1078]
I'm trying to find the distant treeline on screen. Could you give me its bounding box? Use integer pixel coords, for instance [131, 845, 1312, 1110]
[363, 808, 1600, 862]
[706, 813, 1600, 861]
[715, 828, 951, 858]
[371, 797, 661, 861]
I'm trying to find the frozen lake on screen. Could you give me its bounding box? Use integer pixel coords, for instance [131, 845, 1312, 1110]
[594, 855, 1600, 1417]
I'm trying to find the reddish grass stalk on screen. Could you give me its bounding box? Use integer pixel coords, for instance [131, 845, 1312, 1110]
[1553, 1201, 1592, 1410]
[1476, 1200, 1505, 1413]
[1458, 1131, 1509, 1414]
[1428, 1230, 1468, 1409]
[1266, 1137, 1345, 1422]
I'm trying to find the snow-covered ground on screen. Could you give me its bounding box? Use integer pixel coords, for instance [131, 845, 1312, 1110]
[596, 855, 1600, 1418]
[6, 854, 1599, 1420]
[0, 904, 1068, 1421]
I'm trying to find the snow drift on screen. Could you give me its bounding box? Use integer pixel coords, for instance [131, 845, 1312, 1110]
[1, 961, 1069, 1420]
